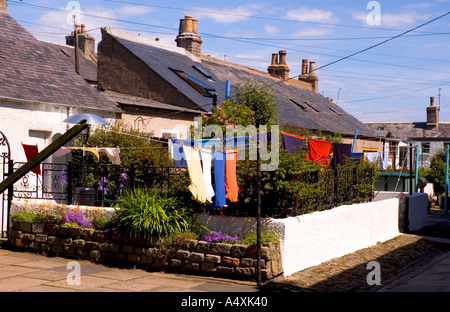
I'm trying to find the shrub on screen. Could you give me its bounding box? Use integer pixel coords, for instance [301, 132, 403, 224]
[239, 230, 279, 246]
[114, 189, 190, 239]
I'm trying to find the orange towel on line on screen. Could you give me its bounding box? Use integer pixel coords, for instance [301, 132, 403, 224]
[22, 143, 41, 175]
[305, 138, 331, 167]
[225, 149, 239, 203]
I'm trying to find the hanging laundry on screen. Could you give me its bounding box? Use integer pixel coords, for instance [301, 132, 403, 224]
[305, 138, 331, 167]
[379, 151, 389, 171]
[364, 152, 379, 164]
[281, 132, 304, 154]
[97, 147, 121, 165]
[211, 150, 226, 209]
[225, 149, 239, 203]
[183, 144, 211, 204]
[201, 148, 215, 202]
[69, 147, 100, 161]
[53, 146, 71, 157]
[332, 143, 352, 168]
[21, 143, 41, 175]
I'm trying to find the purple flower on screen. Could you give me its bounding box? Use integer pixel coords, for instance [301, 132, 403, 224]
[120, 172, 127, 181]
[99, 176, 107, 191]
[60, 170, 68, 186]
[203, 231, 238, 244]
[61, 212, 92, 228]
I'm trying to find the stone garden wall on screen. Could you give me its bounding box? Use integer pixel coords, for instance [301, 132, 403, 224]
[9, 220, 283, 281]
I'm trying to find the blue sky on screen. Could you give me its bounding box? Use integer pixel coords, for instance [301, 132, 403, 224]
[6, 0, 450, 122]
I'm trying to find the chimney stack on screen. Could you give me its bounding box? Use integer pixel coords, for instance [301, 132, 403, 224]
[298, 59, 319, 93]
[175, 15, 203, 57]
[65, 24, 96, 59]
[268, 50, 290, 80]
[427, 96, 439, 130]
[0, 0, 7, 14]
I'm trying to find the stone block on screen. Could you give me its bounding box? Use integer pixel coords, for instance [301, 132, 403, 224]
[188, 252, 204, 262]
[176, 250, 190, 260]
[85, 241, 99, 250]
[169, 259, 182, 268]
[134, 247, 145, 255]
[29, 241, 40, 250]
[14, 238, 27, 249]
[63, 246, 75, 255]
[81, 228, 95, 240]
[122, 245, 134, 253]
[116, 253, 126, 262]
[31, 223, 45, 234]
[144, 248, 158, 257]
[216, 266, 234, 275]
[71, 239, 85, 248]
[22, 233, 35, 241]
[230, 244, 248, 258]
[19, 221, 32, 233]
[58, 226, 68, 237]
[47, 236, 59, 245]
[185, 261, 199, 270]
[195, 241, 210, 253]
[35, 234, 48, 243]
[67, 227, 82, 238]
[221, 256, 240, 267]
[205, 254, 221, 263]
[10, 230, 23, 239]
[92, 230, 108, 242]
[183, 239, 198, 251]
[246, 246, 269, 259]
[76, 248, 88, 257]
[41, 243, 51, 252]
[240, 258, 254, 267]
[12, 220, 21, 230]
[142, 256, 153, 264]
[201, 261, 216, 272]
[61, 238, 72, 246]
[261, 269, 273, 280]
[52, 245, 63, 253]
[210, 243, 231, 256]
[44, 224, 59, 236]
[89, 250, 101, 260]
[127, 254, 140, 263]
[253, 259, 266, 269]
[236, 267, 256, 277]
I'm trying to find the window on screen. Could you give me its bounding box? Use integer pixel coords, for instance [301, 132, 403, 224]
[304, 101, 320, 112]
[329, 107, 342, 116]
[290, 99, 306, 109]
[161, 130, 179, 139]
[421, 142, 430, 154]
[193, 65, 213, 80]
[169, 68, 215, 97]
[60, 49, 71, 57]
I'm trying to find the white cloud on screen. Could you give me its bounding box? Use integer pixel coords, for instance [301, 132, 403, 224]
[115, 4, 155, 18]
[403, 2, 433, 9]
[264, 25, 279, 35]
[191, 3, 263, 24]
[285, 7, 338, 23]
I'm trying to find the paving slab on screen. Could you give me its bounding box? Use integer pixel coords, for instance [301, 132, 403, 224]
[0, 276, 46, 291]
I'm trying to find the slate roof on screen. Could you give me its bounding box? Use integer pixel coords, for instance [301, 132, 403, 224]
[201, 56, 379, 138]
[41, 41, 98, 84]
[365, 122, 450, 141]
[0, 13, 120, 113]
[103, 28, 379, 138]
[103, 28, 225, 113]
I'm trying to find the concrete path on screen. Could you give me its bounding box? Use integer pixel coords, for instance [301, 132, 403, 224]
[0, 246, 261, 292]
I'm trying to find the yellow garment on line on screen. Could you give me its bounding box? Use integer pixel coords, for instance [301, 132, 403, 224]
[183, 145, 211, 204]
[69, 147, 100, 161]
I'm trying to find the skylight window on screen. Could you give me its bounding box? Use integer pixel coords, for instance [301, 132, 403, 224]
[169, 67, 216, 97]
[193, 65, 213, 80]
[329, 107, 342, 116]
[60, 49, 71, 57]
[290, 99, 306, 110]
[304, 101, 320, 112]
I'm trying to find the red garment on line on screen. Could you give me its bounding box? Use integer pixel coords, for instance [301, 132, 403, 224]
[225, 150, 239, 203]
[305, 138, 331, 167]
[22, 143, 41, 175]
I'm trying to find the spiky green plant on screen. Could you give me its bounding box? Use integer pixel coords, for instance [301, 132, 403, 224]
[114, 189, 190, 239]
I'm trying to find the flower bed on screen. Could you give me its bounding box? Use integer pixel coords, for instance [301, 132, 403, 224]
[8, 220, 283, 281]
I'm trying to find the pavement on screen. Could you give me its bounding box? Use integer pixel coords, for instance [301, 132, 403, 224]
[0, 209, 449, 293]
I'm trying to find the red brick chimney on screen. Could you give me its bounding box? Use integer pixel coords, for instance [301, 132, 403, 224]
[267, 50, 290, 80]
[427, 96, 439, 130]
[298, 59, 319, 93]
[175, 16, 203, 57]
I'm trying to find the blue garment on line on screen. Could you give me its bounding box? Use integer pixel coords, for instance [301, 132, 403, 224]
[211, 150, 227, 209]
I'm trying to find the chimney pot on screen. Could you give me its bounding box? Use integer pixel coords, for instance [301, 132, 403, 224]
[279, 50, 287, 65]
[309, 61, 316, 75]
[271, 53, 278, 65]
[184, 15, 193, 33]
[0, 0, 7, 14]
[430, 96, 435, 107]
[75, 24, 81, 34]
[302, 59, 308, 75]
[192, 19, 198, 34]
[81, 24, 86, 34]
[179, 19, 186, 34]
